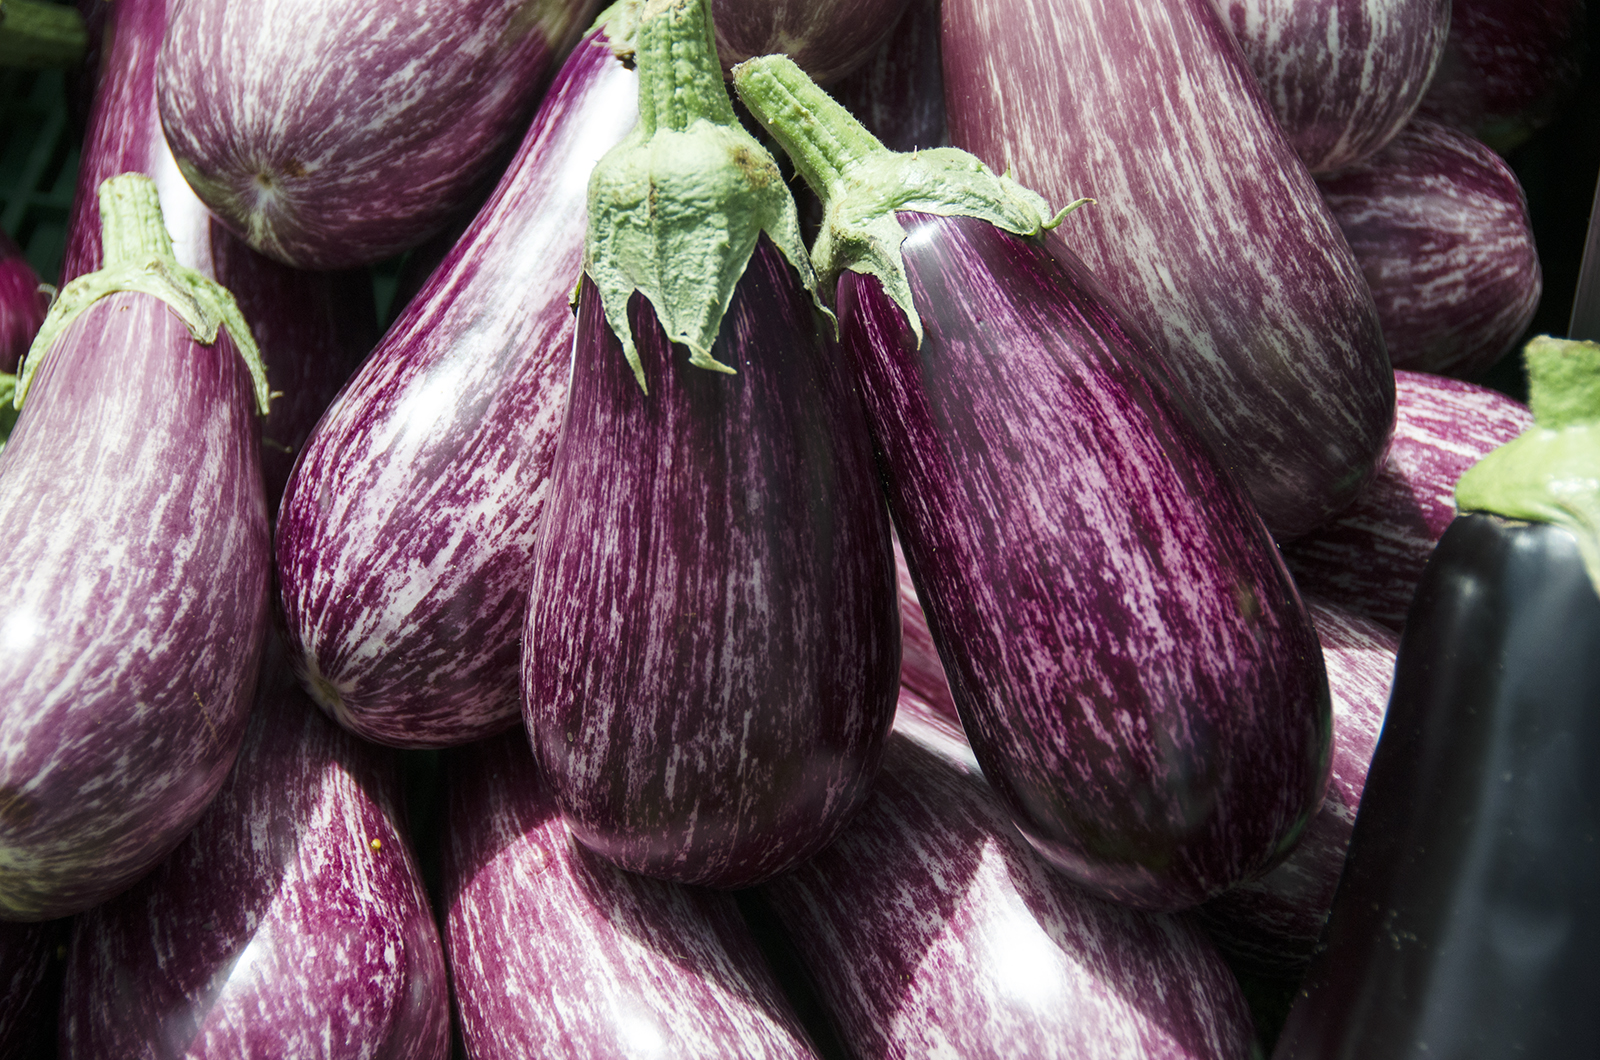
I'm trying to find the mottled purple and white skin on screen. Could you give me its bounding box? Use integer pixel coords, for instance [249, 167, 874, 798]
[155, 0, 596, 269]
[712, 0, 915, 84]
[757, 695, 1259, 1060]
[522, 248, 901, 889]
[1195, 597, 1398, 977]
[59, 638, 450, 1059]
[830, 0, 949, 153]
[894, 534, 959, 728]
[1283, 369, 1532, 632]
[942, 0, 1394, 540]
[442, 732, 822, 1060]
[0, 919, 55, 1058]
[1317, 118, 1541, 379]
[1416, 0, 1586, 151]
[64, 0, 377, 511]
[0, 231, 44, 376]
[1218, 0, 1450, 174]
[0, 290, 270, 921]
[276, 33, 640, 749]
[840, 211, 1329, 911]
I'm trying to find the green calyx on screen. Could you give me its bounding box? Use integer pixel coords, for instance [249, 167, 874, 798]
[730, 53, 1085, 344]
[15, 173, 271, 416]
[1455, 335, 1600, 592]
[584, 0, 824, 392]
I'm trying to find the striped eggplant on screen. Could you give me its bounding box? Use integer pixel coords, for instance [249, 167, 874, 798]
[0, 230, 44, 376]
[1416, 0, 1587, 151]
[754, 694, 1259, 1060]
[893, 535, 958, 727]
[941, 0, 1394, 540]
[712, 0, 914, 83]
[275, 26, 641, 749]
[63, 0, 377, 511]
[735, 56, 1331, 911]
[1195, 596, 1398, 977]
[442, 731, 823, 1059]
[813, 0, 946, 148]
[59, 635, 450, 1059]
[1283, 369, 1532, 632]
[155, 0, 596, 270]
[1218, 0, 1450, 174]
[523, 0, 900, 888]
[0, 174, 271, 921]
[1318, 118, 1542, 379]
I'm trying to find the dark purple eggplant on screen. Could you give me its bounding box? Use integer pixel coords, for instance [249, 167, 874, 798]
[522, 0, 899, 888]
[155, 0, 595, 270]
[0, 174, 271, 921]
[1416, 0, 1587, 151]
[1317, 118, 1542, 379]
[821, 0, 947, 151]
[0, 231, 44, 377]
[58, 634, 449, 1059]
[1283, 368, 1532, 632]
[894, 533, 959, 727]
[754, 696, 1259, 1060]
[735, 56, 1330, 911]
[1195, 596, 1397, 977]
[711, 0, 914, 84]
[442, 731, 822, 1059]
[1218, 0, 1450, 174]
[941, 0, 1394, 540]
[275, 27, 641, 749]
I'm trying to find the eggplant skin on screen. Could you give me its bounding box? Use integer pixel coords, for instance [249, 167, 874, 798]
[443, 733, 821, 1060]
[0, 231, 44, 376]
[845, 212, 1331, 912]
[523, 241, 901, 889]
[712, 0, 913, 84]
[0, 295, 270, 922]
[59, 639, 449, 1059]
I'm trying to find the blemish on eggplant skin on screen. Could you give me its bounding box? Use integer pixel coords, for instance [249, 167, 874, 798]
[0, 786, 36, 828]
[1231, 580, 1261, 625]
[281, 158, 307, 178]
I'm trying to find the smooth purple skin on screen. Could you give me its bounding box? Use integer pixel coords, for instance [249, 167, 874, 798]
[442, 732, 822, 1060]
[1283, 369, 1532, 633]
[275, 35, 640, 749]
[942, 0, 1393, 541]
[0, 296, 271, 922]
[0, 919, 55, 1057]
[712, 0, 915, 84]
[523, 246, 901, 889]
[1195, 597, 1398, 977]
[758, 699, 1259, 1060]
[843, 211, 1330, 912]
[1219, 0, 1450, 174]
[0, 232, 44, 375]
[63, 0, 377, 512]
[828, 0, 948, 153]
[1416, 0, 1586, 151]
[155, 0, 596, 270]
[60, 639, 450, 1059]
[1317, 118, 1542, 379]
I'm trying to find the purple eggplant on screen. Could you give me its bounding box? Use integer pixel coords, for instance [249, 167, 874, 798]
[275, 27, 641, 749]
[735, 56, 1331, 911]
[1195, 596, 1398, 977]
[712, 0, 914, 84]
[829, 0, 948, 153]
[59, 636, 449, 1059]
[442, 731, 822, 1059]
[1218, 0, 1450, 174]
[154, 0, 596, 270]
[754, 696, 1259, 1060]
[0, 175, 271, 921]
[941, 0, 1394, 540]
[63, 0, 377, 510]
[894, 534, 959, 728]
[1283, 368, 1532, 631]
[522, 0, 899, 888]
[0, 231, 44, 377]
[1317, 118, 1542, 379]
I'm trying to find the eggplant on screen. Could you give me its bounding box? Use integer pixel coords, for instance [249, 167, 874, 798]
[1217, 0, 1450, 175]
[0, 230, 44, 377]
[893, 534, 959, 727]
[1273, 335, 1600, 1058]
[1195, 596, 1398, 977]
[0, 175, 271, 921]
[442, 731, 823, 1059]
[711, 0, 914, 84]
[155, 0, 595, 270]
[829, 0, 947, 153]
[1283, 368, 1531, 632]
[522, 0, 899, 888]
[58, 633, 449, 1059]
[941, 0, 1393, 540]
[753, 694, 1259, 1060]
[1317, 118, 1542, 379]
[735, 56, 1330, 911]
[275, 24, 641, 749]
